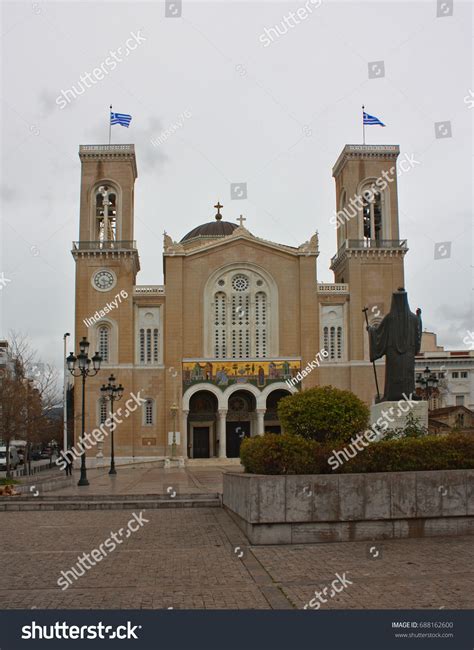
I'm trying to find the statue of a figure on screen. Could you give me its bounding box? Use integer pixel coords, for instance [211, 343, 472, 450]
[367, 288, 422, 402]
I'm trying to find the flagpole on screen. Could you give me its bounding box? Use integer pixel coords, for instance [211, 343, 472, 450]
[362, 105, 365, 145]
[108, 104, 112, 145]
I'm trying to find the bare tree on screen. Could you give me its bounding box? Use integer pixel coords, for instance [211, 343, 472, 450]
[0, 333, 61, 478]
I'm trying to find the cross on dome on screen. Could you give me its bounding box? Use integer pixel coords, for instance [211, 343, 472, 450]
[214, 201, 223, 220]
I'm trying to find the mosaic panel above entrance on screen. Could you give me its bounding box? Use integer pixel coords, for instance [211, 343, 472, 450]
[182, 360, 301, 391]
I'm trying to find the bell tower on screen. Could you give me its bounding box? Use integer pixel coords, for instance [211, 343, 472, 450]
[330, 144, 407, 360]
[72, 144, 139, 367]
[78, 144, 138, 243]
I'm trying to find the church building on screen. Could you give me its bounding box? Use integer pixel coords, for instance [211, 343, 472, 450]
[72, 143, 407, 463]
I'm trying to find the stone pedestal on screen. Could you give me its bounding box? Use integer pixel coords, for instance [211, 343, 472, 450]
[164, 457, 183, 469]
[370, 399, 428, 433]
[95, 444, 105, 467]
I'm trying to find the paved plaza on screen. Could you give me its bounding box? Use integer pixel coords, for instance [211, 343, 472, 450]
[41, 461, 239, 497]
[1, 465, 473, 610]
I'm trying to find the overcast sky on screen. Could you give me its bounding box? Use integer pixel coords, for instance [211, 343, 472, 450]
[1, 0, 472, 372]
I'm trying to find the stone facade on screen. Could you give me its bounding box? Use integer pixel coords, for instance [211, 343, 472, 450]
[72, 143, 409, 464]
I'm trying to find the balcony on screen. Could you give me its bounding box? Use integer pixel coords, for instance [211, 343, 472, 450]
[78, 145, 137, 177]
[331, 239, 408, 268]
[134, 286, 165, 296]
[317, 283, 349, 293]
[72, 241, 137, 251]
[79, 144, 134, 154]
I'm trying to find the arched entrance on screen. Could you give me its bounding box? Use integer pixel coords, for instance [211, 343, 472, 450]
[226, 390, 256, 458]
[264, 389, 291, 434]
[188, 390, 218, 458]
[182, 380, 297, 460]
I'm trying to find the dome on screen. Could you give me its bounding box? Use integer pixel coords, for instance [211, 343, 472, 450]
[180, 201, 239, 242]
[181, 220, 238, 242]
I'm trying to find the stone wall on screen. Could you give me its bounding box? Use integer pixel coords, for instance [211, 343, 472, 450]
[223, 470, 474, 544]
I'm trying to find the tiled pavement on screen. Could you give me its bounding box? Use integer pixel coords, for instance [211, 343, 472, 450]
[1, 506, 473, 610]
[44, 462, 241, 497]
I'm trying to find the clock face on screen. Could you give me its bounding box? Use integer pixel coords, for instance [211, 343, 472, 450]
[93, 270, 115, 291]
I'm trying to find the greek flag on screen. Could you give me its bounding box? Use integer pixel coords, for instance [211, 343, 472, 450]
[110, 111, 132, 128]
[363, 111, 385, 127]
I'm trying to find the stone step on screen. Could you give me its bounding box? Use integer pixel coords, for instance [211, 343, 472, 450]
[0, 495, 221, 511]
[7, 492, 218, 502]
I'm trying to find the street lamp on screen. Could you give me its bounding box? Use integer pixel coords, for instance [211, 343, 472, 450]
[170, 403, 179, 459]
[66, 337, 102, 486]
[100, 374, 124, 475]
[416, 365, 439, 403]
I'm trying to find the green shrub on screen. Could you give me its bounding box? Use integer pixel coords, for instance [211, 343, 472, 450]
[339, 433, 474, 473]
[383, 411, 429, 440]
[277, 386, 369, 444]
[239, 432, 474, 475]
[240, 434, 319, 475]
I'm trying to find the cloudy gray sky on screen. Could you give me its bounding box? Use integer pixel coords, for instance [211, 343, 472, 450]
[1, 0, 472, 372]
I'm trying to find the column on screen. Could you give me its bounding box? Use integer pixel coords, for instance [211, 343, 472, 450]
[256, 408, 266, 436]
[218, 409, 227, 458]
[181, 410, 189, 458]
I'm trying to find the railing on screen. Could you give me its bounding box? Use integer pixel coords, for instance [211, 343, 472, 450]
[317, 283, 349, 293]
[73, 241, 137, 251]
[79, 144, 134, 153]
[6, 460, 60, 479]
[134, 286, 165, 295]
[331, 239, 407, 266]
[345, 239, 407, 250]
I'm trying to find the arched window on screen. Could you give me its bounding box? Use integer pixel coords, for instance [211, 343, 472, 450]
[214, 292, 227, 358]
[211, 271, 270, 359]
[139, 328, 159, 364]
[95, 184, 118, 242]
[98, 325, 109, 362]
[255, 292, 267, 358]
[143, 399, 154, 426]
[338, 189, 349, 243]
[139, 328, 145, 363]
[330, 326, 336, 359]
[153, 329, 159, 363]
[362, 189, 383, 242]
[206, 266, 277, 359]
[336, 326, 343, 359]
[321, 307, 344, 361]
[137, 308, 161, 366]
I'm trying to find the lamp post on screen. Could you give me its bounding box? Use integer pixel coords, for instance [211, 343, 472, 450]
[416, 365, 439, 405]
[66, 337, 102, 486]
[100, 374, 124, 475]
[170, 403, 179, 459]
